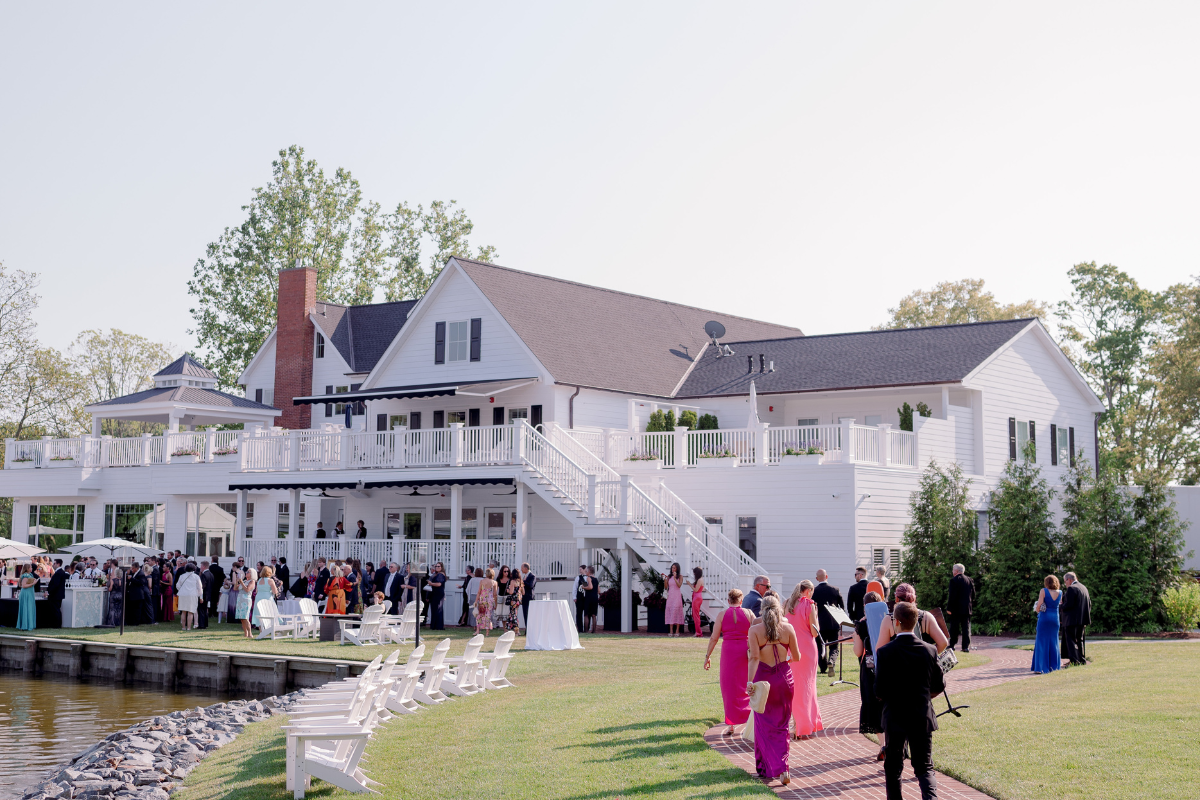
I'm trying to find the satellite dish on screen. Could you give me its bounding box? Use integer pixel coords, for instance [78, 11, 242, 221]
[704, 321, 726, 340]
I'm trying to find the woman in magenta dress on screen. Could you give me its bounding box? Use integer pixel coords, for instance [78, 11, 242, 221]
[784, 580, 823, 739]
[746, 596, 799, 786]
[688, 567, 706, 637]
[703, 588, 756, 733]
[664, 562, 686, 637]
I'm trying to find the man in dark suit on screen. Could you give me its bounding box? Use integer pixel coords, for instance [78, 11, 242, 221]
[741, 575, 771, 617]
[875, 602, 946, 800]
[373, 561, 389, 596]
[314, 521, 327, 539]
[276, 558, 291, 599]
[149, 558, 162, 623]
[1060, 572, 1092, 666]
[573, 565, 588, 632]
[314, 558, 331, 601]
[520, 562, 537, 627]
[355, 520, 367, 539]
[197, 561, 214, 629]
[382, 562, 404, 610]
[47, 559, 68, 627]
[208, 557, 226, 618]
[813, 569, 845, 675]
[946, 563, 976, 653]
[846, 566, 869, 622]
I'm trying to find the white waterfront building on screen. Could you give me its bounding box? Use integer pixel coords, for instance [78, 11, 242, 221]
[11, 257, 1172, 631]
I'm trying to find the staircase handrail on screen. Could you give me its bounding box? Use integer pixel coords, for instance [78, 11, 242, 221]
[653, 482, 768, 579]
[548, 424, 619, 480]
[517, 420, 590, 509]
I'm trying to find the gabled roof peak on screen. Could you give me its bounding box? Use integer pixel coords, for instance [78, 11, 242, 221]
[154, 353, 216, 379]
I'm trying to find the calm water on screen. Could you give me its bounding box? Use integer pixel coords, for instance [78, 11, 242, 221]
[0, 673, 245, 799]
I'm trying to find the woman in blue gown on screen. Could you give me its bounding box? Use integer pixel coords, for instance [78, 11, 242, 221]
[1031, 575, 1062, 674]
[16, 565, 38, 630]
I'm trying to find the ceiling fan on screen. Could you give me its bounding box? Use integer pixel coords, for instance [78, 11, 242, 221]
[397, 487, 443, 497]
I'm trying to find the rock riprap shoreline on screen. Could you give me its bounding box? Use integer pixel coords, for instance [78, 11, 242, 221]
[22, 692, 308, 800]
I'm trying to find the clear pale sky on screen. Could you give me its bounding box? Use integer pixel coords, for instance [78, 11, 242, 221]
[2, 2, 1198, 353]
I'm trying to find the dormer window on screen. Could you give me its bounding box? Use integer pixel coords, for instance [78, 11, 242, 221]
[315, 333, 325, 359]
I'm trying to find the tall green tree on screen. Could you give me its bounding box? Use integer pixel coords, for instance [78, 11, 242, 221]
[68, 329, 178, 436]
[900, 460, 979, 612]
[188, 145, 496, 387]
[977, 447, 1057, 631]
[1130, 479, 1191, 622]
[877, 278, 1048, 330]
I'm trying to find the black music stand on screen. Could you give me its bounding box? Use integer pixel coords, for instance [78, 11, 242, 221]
[826, 606, 858, 688]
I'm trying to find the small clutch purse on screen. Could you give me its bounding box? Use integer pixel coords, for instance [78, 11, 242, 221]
[936, 647, 959, 675]
[748, 681, 772, 714]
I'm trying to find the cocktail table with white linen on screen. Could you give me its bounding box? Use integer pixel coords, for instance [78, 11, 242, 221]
[524, 599, 583, 650]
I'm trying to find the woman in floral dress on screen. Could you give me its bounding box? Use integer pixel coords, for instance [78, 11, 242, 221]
[504, 569, 524, 632]
[475, 567, 498, 636]
[665, 562, 686, 637]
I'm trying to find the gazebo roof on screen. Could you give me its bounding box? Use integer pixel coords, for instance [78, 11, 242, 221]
[155, 353, 217, 379]
[85, 385, 281, 427]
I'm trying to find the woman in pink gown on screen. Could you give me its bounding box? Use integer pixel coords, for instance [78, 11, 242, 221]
[784, 580, 823, 739]
[689, 567, 706, 637]
[746, 596, 799, 785]
[703, 588, 755, 733]
[664, 562, 686, 637]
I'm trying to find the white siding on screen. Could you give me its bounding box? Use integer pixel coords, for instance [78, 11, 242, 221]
[949, 404, 974, 470]
[1171, 485, 1200, 570]
[968, 331, 1097, 479]
[311, 337, 356, 400]
[368, 268, 545, 389]
[240, 335, 276, 404]
[914, 415, 956, 469]
[573, 389, 635, 430]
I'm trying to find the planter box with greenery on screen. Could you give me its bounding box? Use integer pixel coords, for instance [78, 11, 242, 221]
[46, 456, 79, 468]
[171, 450, 202, 464]
[781, 454, 822, 466]
[9, 458, 37, 469]
[213, 449, 239, 462]
[696, 456, 738, 469]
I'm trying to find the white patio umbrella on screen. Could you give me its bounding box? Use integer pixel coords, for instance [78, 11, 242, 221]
[62, 538, 158, 636]
[747, 379, 761, 427]
[0, 540, 47, 560]
[61, 537, 159, 561]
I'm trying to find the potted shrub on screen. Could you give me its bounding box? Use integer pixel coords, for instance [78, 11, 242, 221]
[696, 446, 738, 469]
[638, 565, 669, 633]
[623, 449, 662, 472]
[780, 440, 824, 466]
[171, 447, 202, 464]
[600, 588, 641, 631]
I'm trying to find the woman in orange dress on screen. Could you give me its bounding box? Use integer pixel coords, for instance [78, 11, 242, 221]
[325, 564, 349, 614]
[783, 580, 823, 740]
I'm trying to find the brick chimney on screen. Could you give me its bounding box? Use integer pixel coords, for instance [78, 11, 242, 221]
[273, 266, 318, 429]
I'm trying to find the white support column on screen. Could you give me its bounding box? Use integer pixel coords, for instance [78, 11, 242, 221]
[673, 426, 688, 470]
[619, 475, 631, 524]
[203, 430, 215, 463]
[288, 431, 300, 472]
[141, 433, 152, 466]
[941, 386, 950, 421]
[515, 475, 527, 568]
[840, 418, 855, 464]
[450, 422, 464, 466]
[91, 415, 102, 437]
[756, 422, 770, 467]
[679, 526, 692, 574]
[620, 545, 632, 633]
[235, 489, 248, 554]
[878, 423, 892, 466]
[450, 484, 462, 578]
[288, 488, 300, 563]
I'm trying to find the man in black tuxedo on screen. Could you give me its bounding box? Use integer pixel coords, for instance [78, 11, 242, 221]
[314, 558, 331, 602]
[572, 565, 588, 632]
[813, 569, 845, 675]
[520, 562, 537, 628]
[1060, 572, 1092, 666]
[47, 559, 68, 628]
[149, 558, 162, 623]
[382, 562, 404, 610]
[946, 563, 976, 653]
[373, 561, 389, 596]
[846, 566, 869, 622]
[875, 602, 946, 800]
[197, 561, 213, 629]
[314, 521, 327, 539]
[208, 557, 226, 619]
[276, 558, 291, 599]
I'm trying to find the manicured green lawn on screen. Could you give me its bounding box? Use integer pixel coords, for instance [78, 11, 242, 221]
[173, 633, 879, 800]
[933, 642, 1200, 800]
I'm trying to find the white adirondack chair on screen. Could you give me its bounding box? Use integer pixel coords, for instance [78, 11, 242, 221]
[285, 684, 386, 798]
[385, 644, 426, 715]
[476, 631, 516, 690]
[441, 635, 484, 697]
[291, 598, 320, 639]
[413, 638, 451, 705]
[380, 603, 421, 644]
[255, 598, 293, 640]
[339, 606, 384, 646]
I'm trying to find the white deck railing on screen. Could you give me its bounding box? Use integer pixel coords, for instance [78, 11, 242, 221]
[4, 420, 919, 472]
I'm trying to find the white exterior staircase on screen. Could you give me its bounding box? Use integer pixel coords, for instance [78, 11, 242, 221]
[514, 421, 767, 612]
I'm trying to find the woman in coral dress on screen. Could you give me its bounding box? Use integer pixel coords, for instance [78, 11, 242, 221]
[325, 565, 348, 614]
[664, 562, 686, 637]
[704, 588, 756, 733]
[784, 580, 823, 739]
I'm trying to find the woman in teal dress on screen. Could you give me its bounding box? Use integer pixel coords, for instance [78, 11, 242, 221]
[16, 565, 38, 630]
[1031, 575, 1062, 674]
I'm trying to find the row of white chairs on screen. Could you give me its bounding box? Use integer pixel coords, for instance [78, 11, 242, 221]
[253, 598, 424, 644]
[283, 631, 516, 797]
[256, 597, 320, 640]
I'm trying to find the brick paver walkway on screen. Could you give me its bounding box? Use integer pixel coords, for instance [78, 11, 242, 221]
[706, 638, 1032, 799]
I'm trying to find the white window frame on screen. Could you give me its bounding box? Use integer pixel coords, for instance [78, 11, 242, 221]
[446, 320, 470, 363]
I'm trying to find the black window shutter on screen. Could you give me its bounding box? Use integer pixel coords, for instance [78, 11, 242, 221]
[410, 412, 421, 430]
[1049, 424, 1058, 466]
[433, 410, 444, 429]
[531, 404, 543, 432]
[1029, 421, 1036, 462]
[493, 407, 505, 426]
[325, 385, 333, 418]
[255, 388, 263, 404]
[1069, 427, 1075, 467]
[468, 408, 480, 427]
[434, 321, 446, 364]
[469, 318, 481, 362]
[377, 413, 387, 432]
[1008, 417, 1017, 461]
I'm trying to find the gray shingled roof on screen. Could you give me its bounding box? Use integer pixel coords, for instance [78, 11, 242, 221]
[314, 299, 417, 374]
[675, 318, 1035, 398]
[154, 354, 216, 379]
[453, 258, 802, 397]
[91, 386, 279, 410]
